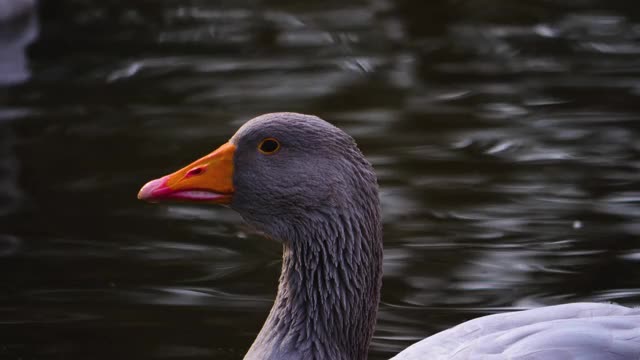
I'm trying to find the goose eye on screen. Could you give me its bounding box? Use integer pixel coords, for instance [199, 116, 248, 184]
[258, 138, 280, 154]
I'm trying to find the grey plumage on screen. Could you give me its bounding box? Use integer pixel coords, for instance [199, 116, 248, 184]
[229, 113, 640, 360]
[231, 113, 383, 360]
[141, 112, 640, 360]
[392, 302, 640, 360]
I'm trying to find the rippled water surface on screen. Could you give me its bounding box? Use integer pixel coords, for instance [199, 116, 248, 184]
[2, 0, 640, 359]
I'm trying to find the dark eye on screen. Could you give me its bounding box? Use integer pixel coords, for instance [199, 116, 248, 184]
[258, 138, 280, 154]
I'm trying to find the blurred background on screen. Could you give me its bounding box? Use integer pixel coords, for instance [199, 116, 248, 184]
[1, 0, 640, 359]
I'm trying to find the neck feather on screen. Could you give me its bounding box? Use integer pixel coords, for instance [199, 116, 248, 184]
[245, 196, 382, 360]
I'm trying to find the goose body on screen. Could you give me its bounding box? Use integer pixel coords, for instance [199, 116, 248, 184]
[139, 113, 640, 360]
[393, 302, 640, 359]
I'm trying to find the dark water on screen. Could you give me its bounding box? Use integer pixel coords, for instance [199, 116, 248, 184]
[2, 0, 640, 359]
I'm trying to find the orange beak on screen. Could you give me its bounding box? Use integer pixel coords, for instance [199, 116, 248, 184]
[138, 142, 235, 204]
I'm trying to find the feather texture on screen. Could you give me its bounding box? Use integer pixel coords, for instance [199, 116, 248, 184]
[142, 113, 640, 360]
[392, 303, 640, 360]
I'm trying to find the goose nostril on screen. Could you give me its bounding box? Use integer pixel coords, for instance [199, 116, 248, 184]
[186, 167, 205, 177]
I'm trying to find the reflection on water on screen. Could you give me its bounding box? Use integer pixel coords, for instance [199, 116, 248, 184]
[0, 0, 38, 85]
[1, 0, 640, 359]
[0, 0, 37, 220]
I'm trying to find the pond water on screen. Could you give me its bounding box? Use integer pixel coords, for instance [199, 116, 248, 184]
[2, 0, 640, 359]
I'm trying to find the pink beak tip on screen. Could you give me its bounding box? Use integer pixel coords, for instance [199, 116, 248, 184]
[138, 176, 170, 202]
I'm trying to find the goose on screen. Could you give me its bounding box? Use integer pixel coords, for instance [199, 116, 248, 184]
[138, 112, 640, 360]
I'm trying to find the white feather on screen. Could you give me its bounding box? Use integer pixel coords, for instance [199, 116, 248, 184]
[392, 303, 640, 360]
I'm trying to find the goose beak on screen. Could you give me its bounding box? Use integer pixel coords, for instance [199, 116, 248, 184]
[138, 142, 236, 204]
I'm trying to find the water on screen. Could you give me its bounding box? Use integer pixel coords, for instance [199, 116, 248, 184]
[1, 0, 640, 359]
